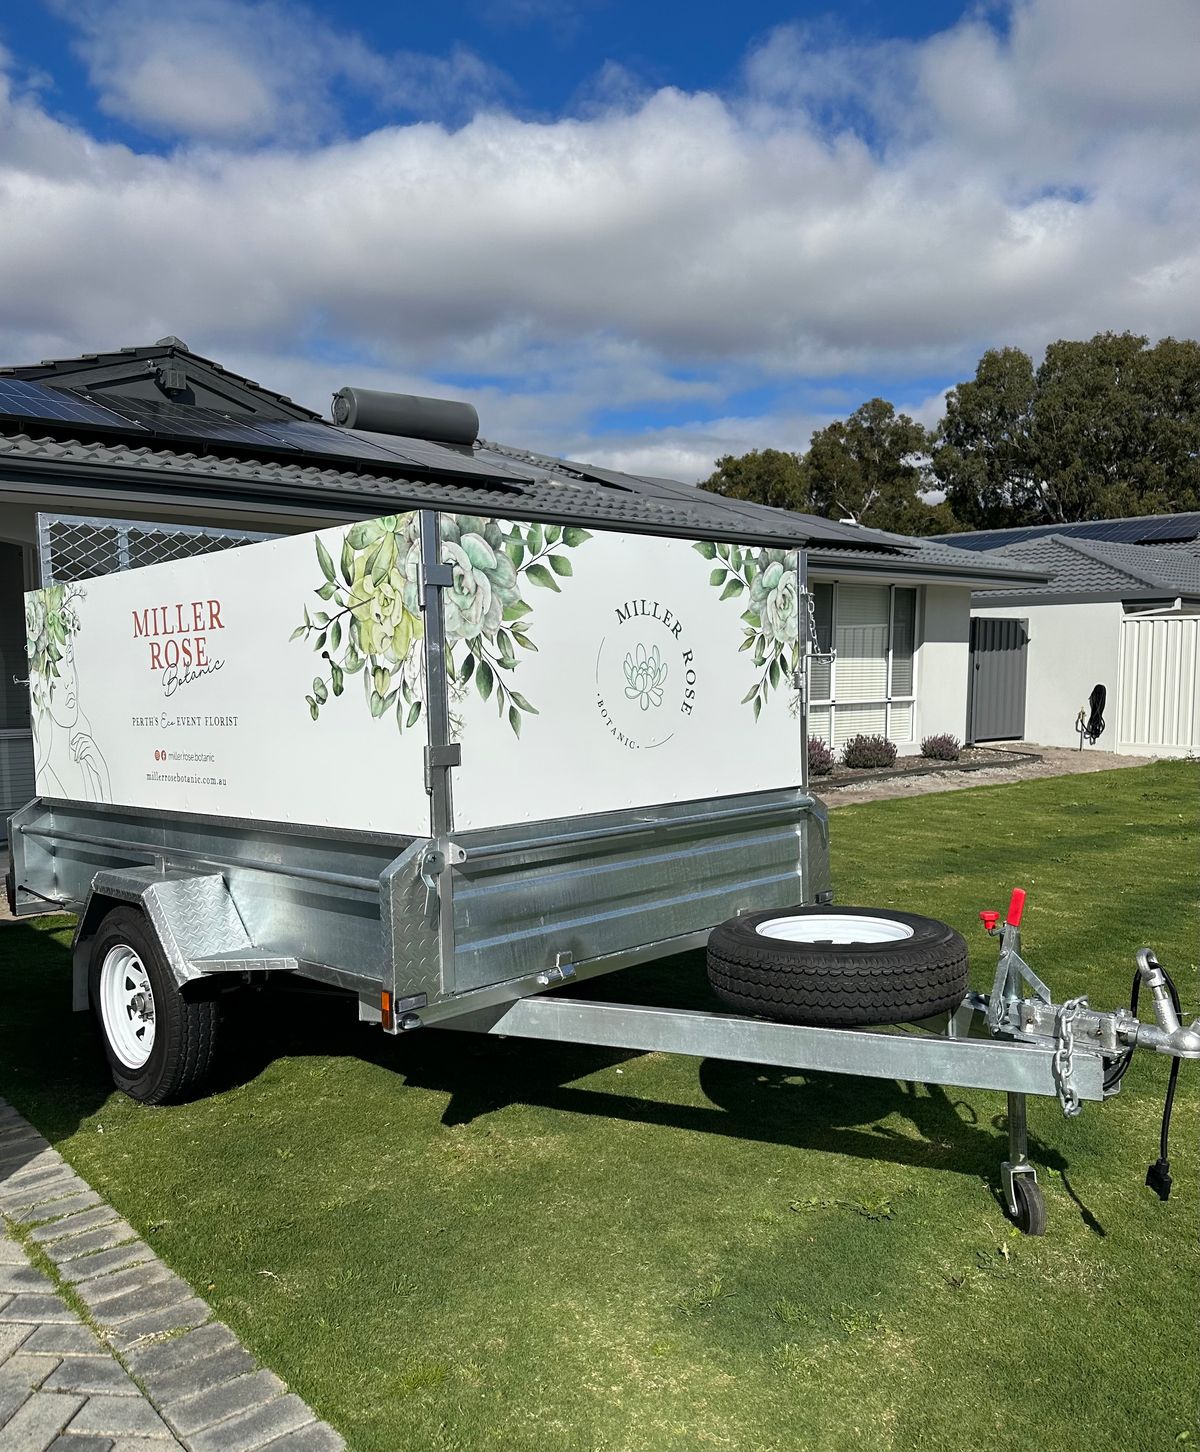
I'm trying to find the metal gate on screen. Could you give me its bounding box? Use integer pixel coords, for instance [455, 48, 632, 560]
[968, 617, 1029, 742]
[1118, 615, 1200, 753]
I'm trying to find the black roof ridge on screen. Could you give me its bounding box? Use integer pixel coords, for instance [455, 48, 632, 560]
[1, 341, 325, 422]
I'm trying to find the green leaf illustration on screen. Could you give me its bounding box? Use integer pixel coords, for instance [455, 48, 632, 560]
[548, 554, 573, 577]
[545, 524, 562, 545]
[316, 537, 336, 584]
[508, 705, 522, 736]
[331, 665, 344, 696]
[316, 581, 337, 601]
[741, 684, 759, 704]
[289, 626, 306, 642]
[369, 690, 386, 718]
[563, 527, 592, 547]
[507, 689, 538, 714]
[502, 601, 532, 620]
[753, 696, 762, 722]
[710, 568, 727, 586]
[460, 653, 476, 685]
[693, 540, 717, 559]
[719, 579, 744, 600]
[526, 563, 560, 592]
[313, 677, 329, 704]
[477, 658, 494, 700]
[340, 535, 355, 586]
[505, 537, 525, 568]
[347, 520, 383, 550]
[528, 522, 545, 555]
[329, 620, 342, 653]
[406, 700, 422, 728]
[306, 695, 319, 721]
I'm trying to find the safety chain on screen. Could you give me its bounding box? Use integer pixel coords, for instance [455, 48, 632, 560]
[1053, 996, 1089, 1117]
[804, 591, 836, 663]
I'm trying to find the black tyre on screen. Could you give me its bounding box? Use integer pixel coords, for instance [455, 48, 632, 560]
[1009, 1176, 1046, 1236]
[706, 905, 969, 1027]
[89, 907, 219, 1104]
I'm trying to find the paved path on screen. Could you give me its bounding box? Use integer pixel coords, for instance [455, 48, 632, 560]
[0, 1100, 344, 1452]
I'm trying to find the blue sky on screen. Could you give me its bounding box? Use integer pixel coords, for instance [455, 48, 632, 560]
[0, 0, 1197, 478]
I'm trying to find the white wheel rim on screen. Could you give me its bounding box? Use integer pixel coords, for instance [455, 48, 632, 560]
[755, 913, 914, 945]
[99, 945, 156, 1070]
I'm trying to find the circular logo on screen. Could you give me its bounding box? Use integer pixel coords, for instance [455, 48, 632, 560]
[595, 597, 698, 749]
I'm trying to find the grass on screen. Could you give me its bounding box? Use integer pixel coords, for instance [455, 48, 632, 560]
[1, 762, 1197, 1452]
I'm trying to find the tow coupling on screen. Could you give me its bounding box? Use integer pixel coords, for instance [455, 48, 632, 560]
[974, 889, 1198, 1232]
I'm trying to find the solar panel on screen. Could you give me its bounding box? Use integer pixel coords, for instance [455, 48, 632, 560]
[249, 417, 417, 466]
[250, 418, 534, 483]
[86, 394, 285, 449]
[0, 378, 150, 432]
[354, 431, 536, 482]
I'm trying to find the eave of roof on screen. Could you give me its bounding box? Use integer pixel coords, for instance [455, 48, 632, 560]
[0, 425, 1051, 588]
[0, 428, 879, 550]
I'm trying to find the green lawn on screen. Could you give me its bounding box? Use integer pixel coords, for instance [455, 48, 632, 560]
[1, 762, 1197, 1452]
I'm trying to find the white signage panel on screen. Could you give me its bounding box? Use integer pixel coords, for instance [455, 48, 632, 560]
[26, 517, 431, 835]
[440, 516, 804, 830]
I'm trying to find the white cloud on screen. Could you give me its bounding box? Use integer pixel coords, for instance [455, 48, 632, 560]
[2, 0, 1198, 481]
[48, 0, 508, 143]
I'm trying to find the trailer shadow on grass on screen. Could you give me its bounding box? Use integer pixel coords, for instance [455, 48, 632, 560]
[0, 919, 1105, 1236]
[216, 968, 1107, 1236]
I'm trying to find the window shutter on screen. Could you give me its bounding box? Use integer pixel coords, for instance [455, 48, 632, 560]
[834, 585, 889, 702]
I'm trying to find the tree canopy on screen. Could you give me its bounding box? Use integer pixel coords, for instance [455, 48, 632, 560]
[698, 332, 1200, 535]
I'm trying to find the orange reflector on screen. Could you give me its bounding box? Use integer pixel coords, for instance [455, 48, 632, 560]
[381, 990, 394, 1032]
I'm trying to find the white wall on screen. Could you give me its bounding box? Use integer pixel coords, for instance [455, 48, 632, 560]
[975, 599, 1124, 749]
[914, 584, 971, 745]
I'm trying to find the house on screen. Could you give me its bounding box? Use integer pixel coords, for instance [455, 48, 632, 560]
[941, 515, 1200, 755]
[0, 339, 1044, 819]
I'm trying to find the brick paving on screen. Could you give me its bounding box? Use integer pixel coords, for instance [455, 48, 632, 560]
[0, 1100, 345, 1452]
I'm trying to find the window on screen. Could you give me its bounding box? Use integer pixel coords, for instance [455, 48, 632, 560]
[809, 583, 919, 745]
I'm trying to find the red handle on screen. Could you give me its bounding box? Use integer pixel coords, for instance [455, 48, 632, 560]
[1006, 889, 1026, 927]
[979, 910, 1000, 933]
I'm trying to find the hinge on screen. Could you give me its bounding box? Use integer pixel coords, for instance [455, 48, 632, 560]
[418, 559, 453, 610]
[423, 742, 461, 793]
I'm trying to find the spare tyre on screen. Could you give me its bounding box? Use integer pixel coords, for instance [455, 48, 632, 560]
[707, 905, 968, 1027]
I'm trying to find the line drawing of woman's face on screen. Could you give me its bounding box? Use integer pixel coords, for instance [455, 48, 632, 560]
[46, 633, 80, 731]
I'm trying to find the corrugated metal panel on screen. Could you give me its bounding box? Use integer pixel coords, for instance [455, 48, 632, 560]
[1119, 616, 1200, 749]
[968, 617, 1029, 741]
[0, 733, 35, 820]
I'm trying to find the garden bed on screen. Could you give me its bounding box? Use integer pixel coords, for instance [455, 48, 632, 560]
[813, 743, 1040, 790]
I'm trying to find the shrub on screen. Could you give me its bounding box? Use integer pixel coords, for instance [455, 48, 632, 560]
[921, 733, 962, 761]
[841, 734, 897, 770]
[808, 736, 835, 776]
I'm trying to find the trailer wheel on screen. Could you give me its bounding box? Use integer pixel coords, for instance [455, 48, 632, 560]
[89, 907, 218, 1104]
[1009, 1177, 1046, 1236]
[706, 905, 968, 1027]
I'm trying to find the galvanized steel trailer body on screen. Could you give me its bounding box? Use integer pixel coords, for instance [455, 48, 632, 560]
[8, 510, 1197, 1233]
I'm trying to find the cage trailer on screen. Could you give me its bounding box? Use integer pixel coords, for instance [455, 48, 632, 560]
[9, 507, 1197, 1235]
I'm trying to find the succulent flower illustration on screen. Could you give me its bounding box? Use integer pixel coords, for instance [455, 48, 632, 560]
[26, 583, 84, 718]
[623, 642, 668, 711]
[694, 540, 801, 719]
[294, 513, 591, 737]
